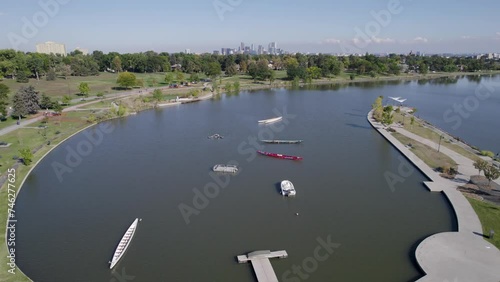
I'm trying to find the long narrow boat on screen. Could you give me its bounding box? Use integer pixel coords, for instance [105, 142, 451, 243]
[261, 140, 303, 144]
[110, 218, 139, 269]
[257, 150, 303, 161]
[258, 116, 283, 124]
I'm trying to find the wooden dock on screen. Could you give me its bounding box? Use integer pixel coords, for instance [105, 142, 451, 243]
[237, 250, 288, 282]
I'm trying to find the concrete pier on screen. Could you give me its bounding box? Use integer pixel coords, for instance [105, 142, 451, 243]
[237, 250, 288, 282]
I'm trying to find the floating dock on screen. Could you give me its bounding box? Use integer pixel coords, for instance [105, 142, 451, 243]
[236, 250, 288, 282]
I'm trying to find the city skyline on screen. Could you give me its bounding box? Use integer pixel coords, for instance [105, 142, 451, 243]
[1, 0, 500, 54]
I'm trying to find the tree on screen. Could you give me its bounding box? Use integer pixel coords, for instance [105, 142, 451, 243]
[164, 72, 174, 85]
[484, 165, 500, 188]
[53, 101, 63, 114]
[152, 89, 163, 104]
[306, 66, 322, 79]
[16, 70, 29, 83]
[189, 73, 200, 83]
[382, 108, 394, 125]
[62, 95, 72, 105]
[39, 94, 54, 109]
[204, 61, 221, 78]
[0, 83, 10, 116]
[19, 148, 33, 166]
[46, 69, 56, 81]
[372, 96, 383, 122]
[78, 82, 90, 98]
[175, 71, 185, 83]
[96, 92, 104, 99]
[473, 159, 489, 176]
[225, 64, 238, 76]
[410, 116, 415, 130]
[233, 79, 240, 93]
[269, 70, 276, 85]
[116, 72, 137, 89]
[12, 85, 40, 117]
[116, 104, 127, 117]
[58, 64, 72, 79]
[419, 63, 428, 75]
[112, 56, 122, 72]
[225, 82, 233, 93]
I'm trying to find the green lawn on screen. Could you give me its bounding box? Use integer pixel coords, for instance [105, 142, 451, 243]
[1, 72, 169, 100]
[392, 112, 481, 162]
[467, 197, 500, 250]
[392, 132, 457, 170]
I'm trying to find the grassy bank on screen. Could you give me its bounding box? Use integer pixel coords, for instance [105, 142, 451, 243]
[392, 132, 457, 170]
[392, 112, 481, 162]
[466, 197, 500, 249]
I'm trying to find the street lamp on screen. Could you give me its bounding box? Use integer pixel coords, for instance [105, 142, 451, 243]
[438, 135, 444, 152]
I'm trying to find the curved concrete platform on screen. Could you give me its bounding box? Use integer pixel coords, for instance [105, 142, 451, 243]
[367, 110, 500, 282]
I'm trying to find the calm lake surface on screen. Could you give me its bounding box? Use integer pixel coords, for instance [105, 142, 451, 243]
[16, 75, 499, 282]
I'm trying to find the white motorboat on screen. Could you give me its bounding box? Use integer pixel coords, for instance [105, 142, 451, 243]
[258, 116, 283, 124]
[109, 218, 139, 269]
[280, 180, 296, 196]
[213, 164, 238, 173]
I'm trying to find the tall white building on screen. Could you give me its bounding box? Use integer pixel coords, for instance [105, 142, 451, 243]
[36, 41, 67, 56]
[185, 49, 191, 54]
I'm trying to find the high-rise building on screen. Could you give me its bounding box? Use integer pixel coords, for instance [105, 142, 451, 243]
[258, 45, 264, 55]
[268, 42, 278, 55]
[36, 41, 67, 56]
[185, 49, 191, 54]
[240, 42, 245, 52]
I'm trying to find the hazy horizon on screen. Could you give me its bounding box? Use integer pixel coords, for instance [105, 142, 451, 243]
[1, 0, 499, 54]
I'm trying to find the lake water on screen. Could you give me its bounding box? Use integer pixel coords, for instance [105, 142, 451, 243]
[16, 75, 499, 282]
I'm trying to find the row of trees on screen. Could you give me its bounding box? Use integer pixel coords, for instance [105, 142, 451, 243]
[1, 48, 499, 83]
[0, 83, 64, 118]
[473, 159, 500, 187]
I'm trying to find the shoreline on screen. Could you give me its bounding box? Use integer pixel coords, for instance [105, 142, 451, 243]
[367, 109, 500, 281]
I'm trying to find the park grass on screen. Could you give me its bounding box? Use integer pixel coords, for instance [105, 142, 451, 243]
[0, 111, 90, 282]
[392, 132, 457, 170]
[466, 197, 500, 250]
[392, 112, 481, 162]
[1, 72, 169, 100]
[0, 117, 21, 131]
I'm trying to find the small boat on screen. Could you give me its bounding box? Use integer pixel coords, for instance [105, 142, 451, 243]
[258, 116, 283, 124]
[213, 164, 238, 173]
[257, 150, 303, 161]
[281, 180, 296, 196]
[261, 140, 303, 144]
[109, 218, 139, 269]
[208, 134, 224, 139]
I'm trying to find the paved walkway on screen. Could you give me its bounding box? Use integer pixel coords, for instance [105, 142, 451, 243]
[367, 110, 500, 282]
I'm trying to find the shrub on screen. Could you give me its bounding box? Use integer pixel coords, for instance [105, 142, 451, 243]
[19, 148, 33, 165]
[481, 150, 494, 158]
[46, 69, 56, 81]
[87, 114, 97, 123]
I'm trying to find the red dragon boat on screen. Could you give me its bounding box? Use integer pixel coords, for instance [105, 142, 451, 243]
[257, 150, 303, 161]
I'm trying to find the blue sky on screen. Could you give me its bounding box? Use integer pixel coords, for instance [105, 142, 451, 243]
[1, 0, 499, 54]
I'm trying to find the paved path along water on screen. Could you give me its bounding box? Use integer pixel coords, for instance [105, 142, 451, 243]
[367, 110, 500, 282]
